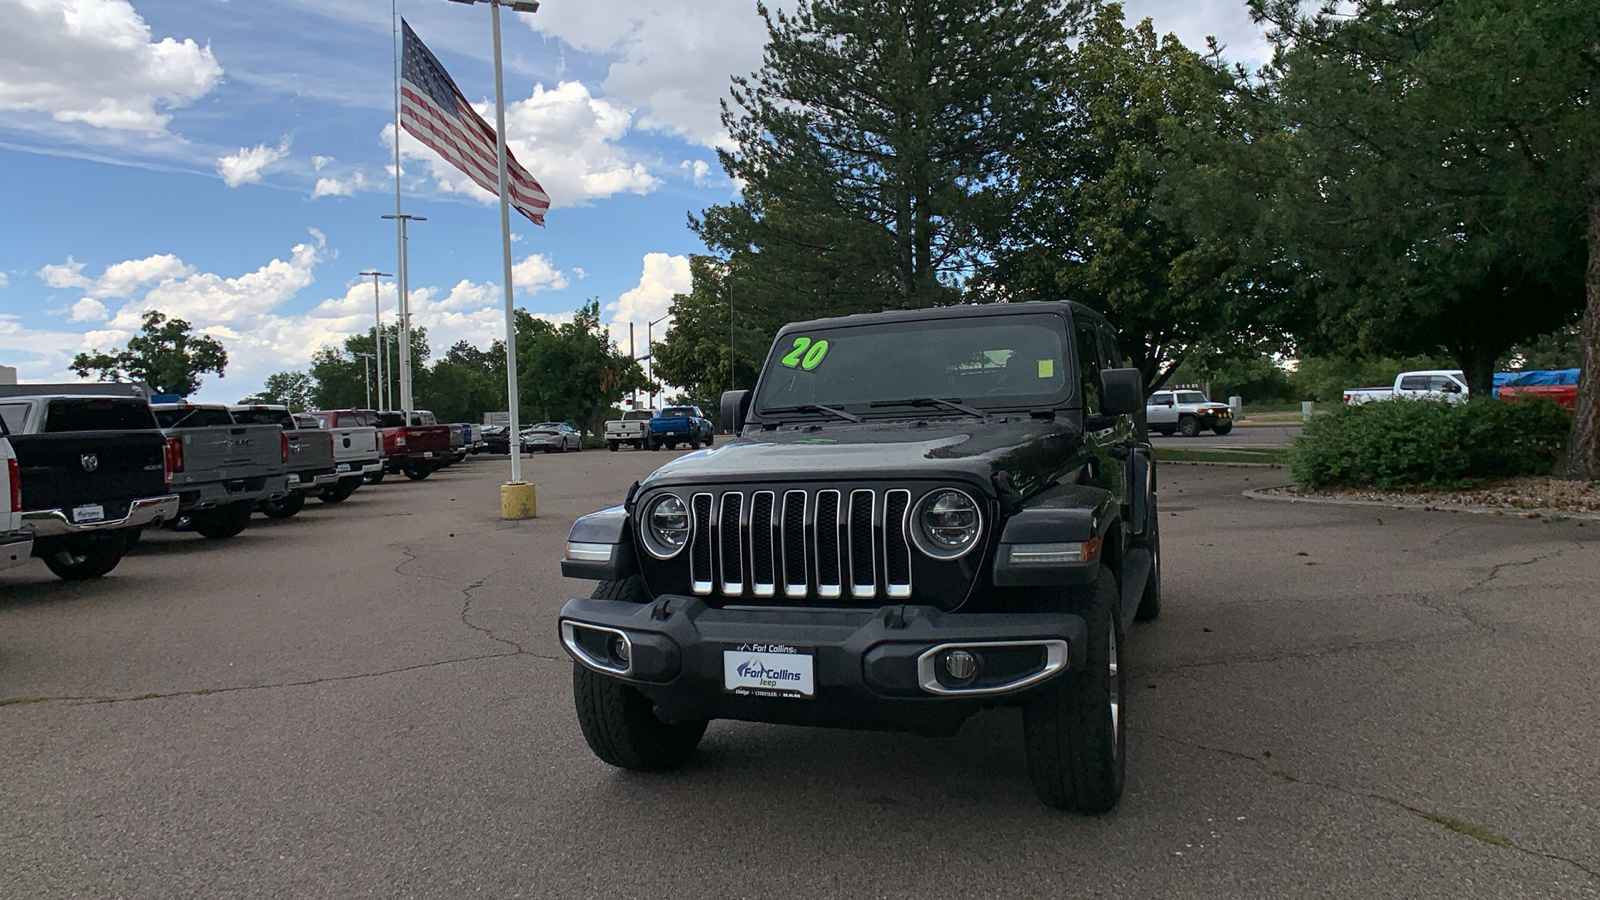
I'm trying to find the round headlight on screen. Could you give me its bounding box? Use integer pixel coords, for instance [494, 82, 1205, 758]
[913, 488, 982, 559]
[641, 494, 691, 559]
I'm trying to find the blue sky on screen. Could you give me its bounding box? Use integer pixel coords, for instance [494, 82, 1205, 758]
[0, 0, 1269, 403]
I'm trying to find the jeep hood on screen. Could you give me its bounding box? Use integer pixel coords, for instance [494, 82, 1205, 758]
[639, 417, 1085, 497]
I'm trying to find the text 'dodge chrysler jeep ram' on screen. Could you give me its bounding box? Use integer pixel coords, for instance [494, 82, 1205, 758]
[558, 301, 1161, 812]
[152, 403, 291, 539]
[0, 386, 178, 580]
[229, 405, 337, 518]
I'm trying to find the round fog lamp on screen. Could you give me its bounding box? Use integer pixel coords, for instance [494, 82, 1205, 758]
[610, 635, 631, 666]
[943, 649, 977, 683]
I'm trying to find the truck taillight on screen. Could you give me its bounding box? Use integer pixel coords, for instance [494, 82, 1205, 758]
[164, 437, 184, 481]
[7, 458, 19, 512]
[281, 432, 291, 463]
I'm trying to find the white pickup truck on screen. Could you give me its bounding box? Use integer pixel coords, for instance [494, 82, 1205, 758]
[0, 429, 32, 572]
[1343, 370, 1469, 405]
[604, 409, 655, 451]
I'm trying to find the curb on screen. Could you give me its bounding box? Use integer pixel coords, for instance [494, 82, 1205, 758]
[1241, 487, 1600, 521]
[1158, 460, 1283, 469]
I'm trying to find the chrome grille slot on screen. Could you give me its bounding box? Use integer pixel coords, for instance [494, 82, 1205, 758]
[750, 491, 776, 597]
[690, 493, 713, 595]
[814, 490, 842, 599]
[719, 492, 744, 596]
[782, 491, 807, 598]
[884, 489, 912, 598]
[848, 490, 876, 599]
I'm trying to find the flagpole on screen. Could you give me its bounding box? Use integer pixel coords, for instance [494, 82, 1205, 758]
[488, 0, 524, 486]
[391, 0, 412, 415]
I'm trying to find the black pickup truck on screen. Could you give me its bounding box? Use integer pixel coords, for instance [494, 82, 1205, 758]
[0, 386, 178, 580]
[557, 301, 1160, 812]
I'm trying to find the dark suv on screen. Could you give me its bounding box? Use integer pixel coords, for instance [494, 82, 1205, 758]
[557, 301, 1161, 812]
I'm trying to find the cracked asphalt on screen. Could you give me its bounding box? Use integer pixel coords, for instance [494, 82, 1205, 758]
[3, 455, 1598, 898]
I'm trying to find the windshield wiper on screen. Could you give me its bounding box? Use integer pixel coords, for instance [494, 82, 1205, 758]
[761, 404, 863, 423]
[868, 397, 990, 420]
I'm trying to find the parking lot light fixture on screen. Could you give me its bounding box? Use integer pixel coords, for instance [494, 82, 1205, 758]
[360, 271, 392, 410]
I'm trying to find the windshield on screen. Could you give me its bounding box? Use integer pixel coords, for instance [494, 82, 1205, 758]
[754, 313, 1072, 415]
[153, 406, 234, 429]
[1175, 391, 1209, 404]
[44, 398, 159, 432]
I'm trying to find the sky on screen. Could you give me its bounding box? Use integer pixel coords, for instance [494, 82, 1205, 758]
[0, 0, 1271, 404]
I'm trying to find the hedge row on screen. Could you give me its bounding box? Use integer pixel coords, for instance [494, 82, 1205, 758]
[1288, 398, 1571, 490]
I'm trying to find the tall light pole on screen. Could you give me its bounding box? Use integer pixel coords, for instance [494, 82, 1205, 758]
[382, 213, 426, 413]
[361, 270, 392, 410]
[356, 352, 375, 409]
[646, 312, 669, 409]
[447, 0, 540, 487]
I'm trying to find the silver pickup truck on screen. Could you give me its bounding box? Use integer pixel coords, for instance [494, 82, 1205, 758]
[151, 403, 290, 538]
[229, 405, 339, 518]
[307, 409, 385, 498]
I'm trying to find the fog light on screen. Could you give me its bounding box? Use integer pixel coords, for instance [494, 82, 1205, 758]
[943, 649, 977, 683]
[610, 635, 631, 666]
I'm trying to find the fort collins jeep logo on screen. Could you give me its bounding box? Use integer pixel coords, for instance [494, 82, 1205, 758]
[80, 453, 99, 472]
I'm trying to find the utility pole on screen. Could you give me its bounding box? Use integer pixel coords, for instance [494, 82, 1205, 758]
[382, 213, 426, 413]
[646, 313, 669, 410]
[361, 270, 392, 410]
[629, 322, 636, 408]
[356, 352, 374, 409]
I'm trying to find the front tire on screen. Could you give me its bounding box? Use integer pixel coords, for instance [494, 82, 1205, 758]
[1177, 416, 1201, 438]
[706, 432, 715, 446]
[1212, 424, 1233, 436]
[572, 577, 708, 771]
[259, 491, 306, 519]
[37, 534, 126, 580]
[319, 479, 359, 503]
[1023, 568, 1126, 813]
[191, 503, 252, 539]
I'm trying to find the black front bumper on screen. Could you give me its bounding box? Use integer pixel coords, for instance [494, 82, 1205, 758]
[557, 596, 1085, 734]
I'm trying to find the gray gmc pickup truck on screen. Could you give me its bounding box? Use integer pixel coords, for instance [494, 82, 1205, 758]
[151, 403, 290, 538]
[229, 405, 338, 518]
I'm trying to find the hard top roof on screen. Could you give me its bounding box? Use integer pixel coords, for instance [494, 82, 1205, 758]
[776, 300, 1101, 337]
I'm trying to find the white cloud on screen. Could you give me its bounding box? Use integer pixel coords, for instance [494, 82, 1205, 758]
[526, 1, 771, 148]
[68, 297, 108, 321]
[37, 257, 91, 289]
[311, 168, 371, 198]
[388, 79, 660, 208]
[510, 254, 569, 294]
[0, 0, 222, 136]
[0, 271, 8, 288]
[1122, 0, 1272, 67]
[679, 158, 715, 186]
[217, 137, 292, 188]
[606, 252, 690, 329]
[93, 253, 193, 297]
[311, 155, 333, 171]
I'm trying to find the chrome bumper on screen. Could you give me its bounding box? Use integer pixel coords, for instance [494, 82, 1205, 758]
[0, 531, 33, 571]
[22, 495, 180, 538]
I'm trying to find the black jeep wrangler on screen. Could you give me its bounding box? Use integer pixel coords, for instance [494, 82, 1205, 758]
[558, 301, 1161, 812]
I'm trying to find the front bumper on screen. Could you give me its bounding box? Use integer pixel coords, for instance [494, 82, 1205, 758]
[558, 596, 1085, 734]
[22, 494, 180, 537]
[0, 531, 33, 571]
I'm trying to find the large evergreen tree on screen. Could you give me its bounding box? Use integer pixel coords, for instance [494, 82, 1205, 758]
[695, 0, 1073, 324]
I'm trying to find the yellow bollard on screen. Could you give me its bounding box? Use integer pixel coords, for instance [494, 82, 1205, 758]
[500, 481, 538, 519]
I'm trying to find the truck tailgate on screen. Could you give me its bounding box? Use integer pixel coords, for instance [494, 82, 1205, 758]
[9, 430, 168, 516]
[285, 429, 335, 474]
[166, 424, 285, 486]
[328, 427, 381, 464]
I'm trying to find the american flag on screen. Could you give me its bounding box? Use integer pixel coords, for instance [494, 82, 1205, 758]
[400, 19, 551, 226]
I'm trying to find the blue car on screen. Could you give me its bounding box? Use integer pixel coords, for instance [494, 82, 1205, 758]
[649, 406, 714, 450]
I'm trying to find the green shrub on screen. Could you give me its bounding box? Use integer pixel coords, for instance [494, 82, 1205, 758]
[1288, 397, 1571, 490]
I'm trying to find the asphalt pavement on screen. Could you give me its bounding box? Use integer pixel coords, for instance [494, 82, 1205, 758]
[3, 451, 1598, 898]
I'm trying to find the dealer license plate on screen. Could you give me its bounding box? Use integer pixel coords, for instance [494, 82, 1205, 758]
[72, 504, 105, 524]
[286, 473, 301, 486]
[335, 462, 352, 473]
[423, 451, 435, 458]
[723, 644, 815, 699]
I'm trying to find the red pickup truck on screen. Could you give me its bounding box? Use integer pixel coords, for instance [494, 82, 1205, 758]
[315, 409, 452, 482]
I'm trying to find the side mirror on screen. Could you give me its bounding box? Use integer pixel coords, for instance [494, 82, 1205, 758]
[721, 390, 751, 433]
[1100, 368, 1144, 416]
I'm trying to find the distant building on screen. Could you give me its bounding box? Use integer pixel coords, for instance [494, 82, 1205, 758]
[0, 365, 16, 386]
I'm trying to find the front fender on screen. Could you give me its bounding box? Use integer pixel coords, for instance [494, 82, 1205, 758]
[992, 485, 1117, 587]
[560, 505, 639, 581]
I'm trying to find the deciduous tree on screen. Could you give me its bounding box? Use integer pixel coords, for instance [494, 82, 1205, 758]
[71, 310, 228, 397]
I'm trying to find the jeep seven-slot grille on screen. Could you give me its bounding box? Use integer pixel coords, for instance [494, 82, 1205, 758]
[686, 488, 912, 604]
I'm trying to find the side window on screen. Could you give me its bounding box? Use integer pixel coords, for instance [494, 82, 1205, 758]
[1399, 376, 1429, 391]
[0, 403, 27, 433]
[1074, 320, 1103, 413]
[1096, 322, 1124, 369]
[1430, 375, 1462, 393]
